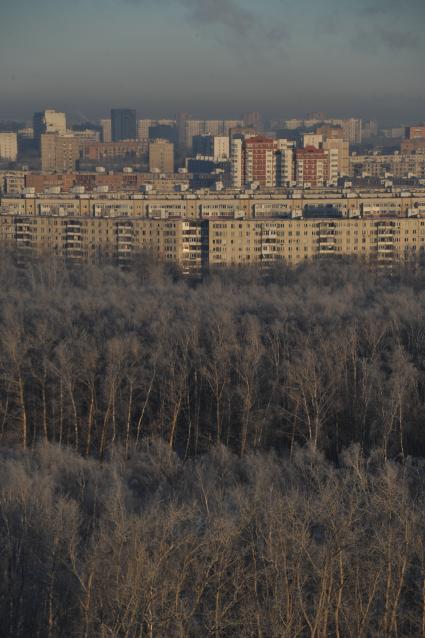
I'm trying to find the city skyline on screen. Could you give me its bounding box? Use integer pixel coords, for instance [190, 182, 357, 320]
[1, 0, 424, 124]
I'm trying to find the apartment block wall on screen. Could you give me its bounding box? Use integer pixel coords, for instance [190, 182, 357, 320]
[100, 119, 112, 143]
[0, 133, 18, 161]
[1, 215, 425, 271]
[148, 140, 174, 173]
[41, 134, 80, 173]
[81, 141, 148, 161]
[2, 192, 425, 219]
[22, 172, 188, 194]
[208, 217, 425, 267]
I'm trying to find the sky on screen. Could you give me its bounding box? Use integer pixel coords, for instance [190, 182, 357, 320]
[0, 0, 424, 125]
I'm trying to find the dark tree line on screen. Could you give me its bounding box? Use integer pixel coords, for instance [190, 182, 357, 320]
[2, 441, 425, 637]
[0, 251, 424, 460]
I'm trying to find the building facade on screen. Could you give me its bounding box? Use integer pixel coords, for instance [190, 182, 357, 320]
[100, 119, 112, 143]
[41, 134, 80, 173]
[406, 126, 425, 140]
[148, 140, 174, 173]
[0, 133, 18, 161]
[295, 147, 329, 187]
[33, 110, 66, 147]
[111, 109, 137, 142]
[1, 214, 425, 273]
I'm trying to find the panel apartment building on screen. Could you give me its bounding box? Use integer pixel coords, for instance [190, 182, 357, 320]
[2, 190, 425, 220]
[1, 214, 425, 273]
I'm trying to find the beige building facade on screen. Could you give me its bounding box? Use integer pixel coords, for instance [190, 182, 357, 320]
[41, 134, 80, 173]
[1, 214, 425, 274]
[148, 140, 174, 173]
[0, 133, 18, 161]
[2, 190, 425, 220]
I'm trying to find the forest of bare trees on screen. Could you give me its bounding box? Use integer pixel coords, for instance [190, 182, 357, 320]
[3, 442, 425, 637]
[2, 252, 425, 635]
[0, 252, 424, 460]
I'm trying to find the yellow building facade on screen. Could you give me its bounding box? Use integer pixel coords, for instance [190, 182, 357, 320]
[1, 214, 425, 272]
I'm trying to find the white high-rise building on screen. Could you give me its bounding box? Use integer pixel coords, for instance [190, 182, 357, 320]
[33, 109, 66, 144]
[276, 139, 295, 186]
[327, 148, 340, 184]
[230, 138, 243, 189]
[0, 133, 18, 161]
[212, 136, 230, 161]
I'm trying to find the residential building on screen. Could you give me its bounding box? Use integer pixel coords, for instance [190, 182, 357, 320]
[41, 133, 80, 173]
[0, 133, 18, 161]
[230, 135, 278, 188]
[184, 120, 205, 149]
[138, 119, 154, 140]
[71, 130, 100, 143]
[223, 120, 243, 134]
[406, 126, 425, 140]
[230, 139, 243, 189]
[276, 139, 295, 186]
[382, 127, 405, 139]
[303, 134, 323, 149]
[2, 213, 425, 273]
[295, 146, 329, 187]
[192, 135, 230, 160]
[100, 119, 112, 143]
[401, 139, 425, 154]
[363, 120, 379, 139]
[33, 110, 66, 147]
[243, 112, 263, 130]
[3, 187, 425, 220]
[323, 138, 349, 177]
[149, 140, 174, 173]
[177, 112, 191, 147]
[339, 118, 362, 144]
[81, 140, 148, 161]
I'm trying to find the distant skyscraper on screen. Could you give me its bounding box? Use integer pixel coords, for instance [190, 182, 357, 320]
[243, 112, 263, 131]
[111, 109, 137, 141]
[363, 120, 378, 139]
[177, 112, 191, 147]
[184, 120, 205, 149]
[33, 109, 66, 148]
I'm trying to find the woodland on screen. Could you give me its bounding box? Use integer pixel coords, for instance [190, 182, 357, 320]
[2, 253, 425, 636]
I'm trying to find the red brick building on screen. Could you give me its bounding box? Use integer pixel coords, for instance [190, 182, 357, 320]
[295, 146, 329, 187]
[243, 136, 278, 187]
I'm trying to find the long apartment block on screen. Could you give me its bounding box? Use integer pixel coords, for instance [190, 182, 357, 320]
[1, 215, 425, 272]
[2, 190, 425, 220]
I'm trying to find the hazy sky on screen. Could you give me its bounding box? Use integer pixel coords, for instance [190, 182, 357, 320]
[1, 0, 424, 124]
